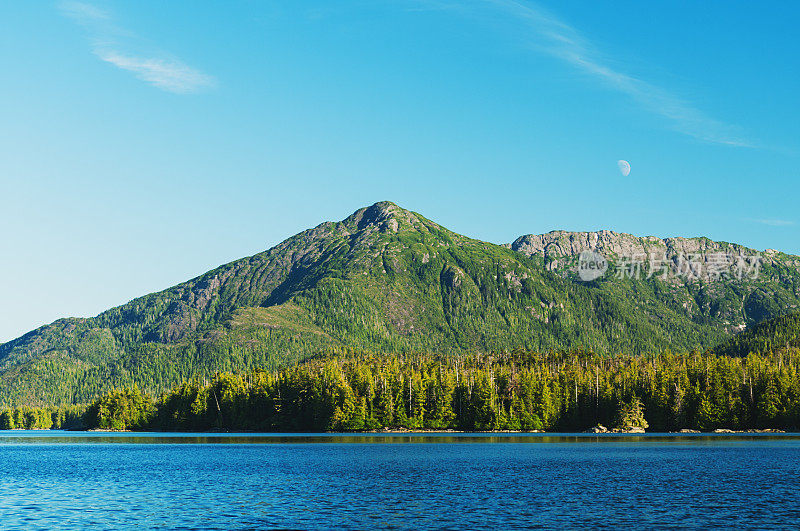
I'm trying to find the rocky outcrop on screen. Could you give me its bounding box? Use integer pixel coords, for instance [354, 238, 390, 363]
[507, 230, 783, 281]
[612, 426, 646, 434]
[509, 230, 755, 262]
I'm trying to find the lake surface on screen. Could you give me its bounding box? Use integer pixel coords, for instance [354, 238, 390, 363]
[2, 431, 799, 529]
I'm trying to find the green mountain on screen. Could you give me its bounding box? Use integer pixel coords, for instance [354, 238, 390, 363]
[1, 202, 798, 407]
[714, 312, 800, 357]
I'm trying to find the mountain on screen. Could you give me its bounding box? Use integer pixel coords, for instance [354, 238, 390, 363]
[2, 202, 798, 407]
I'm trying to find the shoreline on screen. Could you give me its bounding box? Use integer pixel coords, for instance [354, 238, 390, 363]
[1, 427, 793, 435]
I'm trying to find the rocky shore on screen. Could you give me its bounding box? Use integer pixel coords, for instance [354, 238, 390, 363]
[583, 425, 788, 434]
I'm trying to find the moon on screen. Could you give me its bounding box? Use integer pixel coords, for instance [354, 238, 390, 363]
[617, 160, 631, 176]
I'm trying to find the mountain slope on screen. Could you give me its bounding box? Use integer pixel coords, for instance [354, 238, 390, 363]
[713, 313, 800, 356]
[1, 202, 796, 406]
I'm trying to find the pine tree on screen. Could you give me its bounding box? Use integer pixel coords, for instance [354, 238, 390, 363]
[615, 396, 649, 431]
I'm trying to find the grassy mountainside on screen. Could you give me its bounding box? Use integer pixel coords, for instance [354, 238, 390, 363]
[1, 202, 796, 407]
[714, 313, 800, 357]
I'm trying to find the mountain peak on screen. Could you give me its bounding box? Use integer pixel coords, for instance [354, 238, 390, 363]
[344, 201, 423, 233]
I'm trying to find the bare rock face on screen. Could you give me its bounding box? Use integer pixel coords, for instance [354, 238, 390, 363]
[507, 230, 784, 283]
[509, 230, 754, 262]
[510, 230, 642, 261]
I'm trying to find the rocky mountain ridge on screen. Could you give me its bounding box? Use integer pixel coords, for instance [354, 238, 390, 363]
[508, 229, 800, 334]
[509, 230, 793, 273]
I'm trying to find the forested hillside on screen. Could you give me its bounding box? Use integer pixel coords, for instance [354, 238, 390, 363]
[714, 313, 800, 357]
[1, 202, 798, 408]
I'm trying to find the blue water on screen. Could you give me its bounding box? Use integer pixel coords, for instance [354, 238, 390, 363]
[2, 432, 800, 529]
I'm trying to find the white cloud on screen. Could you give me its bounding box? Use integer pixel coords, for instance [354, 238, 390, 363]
[60, 1, 109, 23]
[751, 219, 795, 227]
[60, 1, 215, 94]
[96, 51, 215, 94]
[421, 0, 754, 147]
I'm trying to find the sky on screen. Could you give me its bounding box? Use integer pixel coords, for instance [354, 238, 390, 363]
[1, 1, 798, 342]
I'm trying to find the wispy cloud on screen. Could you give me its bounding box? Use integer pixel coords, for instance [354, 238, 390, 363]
[95, 51, 215, 94]
[751, 218, 795, 227]
[61, 1, 109, 22]
[60, 1, 215, 94]
[418, 0, 754, 147]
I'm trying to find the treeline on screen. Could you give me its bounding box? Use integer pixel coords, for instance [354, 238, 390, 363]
[0, 405, 85, 430]
[2, 349, 792, 433]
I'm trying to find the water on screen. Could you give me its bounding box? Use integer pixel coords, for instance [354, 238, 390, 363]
[2, 432, 799, 529]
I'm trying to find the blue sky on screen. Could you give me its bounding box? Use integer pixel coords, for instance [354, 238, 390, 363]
[1, 1, 798, 342]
